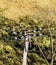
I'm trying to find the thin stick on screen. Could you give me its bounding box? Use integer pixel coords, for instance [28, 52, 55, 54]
[34, 38, 49, 65]
[46, 4, 54, 65]
[38, 45, 49, 65]
[22, 33, 29, 65]
[40, 16, 53, 65]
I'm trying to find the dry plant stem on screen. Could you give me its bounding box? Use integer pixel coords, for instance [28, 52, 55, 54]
[46, 20, 53, 65]
[39, 15, 53, 65]
[22, 34, 29, 65]
[47, 4, 54, 65]
[38, 45, 50, 65]
[34, 38, 49, 65]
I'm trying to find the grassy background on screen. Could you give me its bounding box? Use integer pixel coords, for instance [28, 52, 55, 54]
[0, 0, 56, 20]
[0, 0, 56, 65]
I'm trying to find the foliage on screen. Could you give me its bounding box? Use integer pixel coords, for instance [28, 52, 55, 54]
[0, 15, 56, 65]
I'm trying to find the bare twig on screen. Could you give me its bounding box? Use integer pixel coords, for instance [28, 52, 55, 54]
[46, 4, 54, 65]
[34, 38, 49, 65]
[38, 11, 53, 65]
[38, 45, 49, 65]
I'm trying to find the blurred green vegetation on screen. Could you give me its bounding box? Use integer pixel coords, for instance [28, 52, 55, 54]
[0, 15, 56, 65]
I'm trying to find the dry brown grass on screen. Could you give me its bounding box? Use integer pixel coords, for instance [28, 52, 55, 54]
[0, 0, 56, 20]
